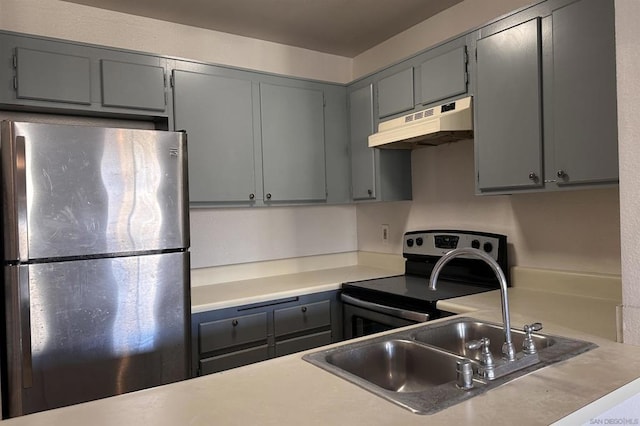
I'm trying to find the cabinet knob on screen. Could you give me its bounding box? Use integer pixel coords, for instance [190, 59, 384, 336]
[301, 306, 307, 313]
[232, 319, 239, 327]
[249, 193, 255, 200]
[266, 193, 272, 200]
[557, 170, 567, 179]
[367, 189, 372, 196]
[528, 172, 538, 182]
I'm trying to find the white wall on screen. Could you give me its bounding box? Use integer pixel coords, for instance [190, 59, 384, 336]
[615, 0, 640, 344]
[190, 206, 357, 268]
[353, 0, 622, 277]
[357, 140, 621, 275]
[352, 0, 535, 79]
[0, 0, 359, 269]
[0, 0, 352, 83]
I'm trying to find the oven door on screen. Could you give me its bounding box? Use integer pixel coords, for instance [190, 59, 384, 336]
[341, 294, 430, 339]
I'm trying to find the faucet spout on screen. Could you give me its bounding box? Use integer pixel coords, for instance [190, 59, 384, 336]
[428, 247, 516, 361]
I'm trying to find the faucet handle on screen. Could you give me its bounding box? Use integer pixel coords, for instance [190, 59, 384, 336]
[465, 338, 495, 367]
[466, 337, 496, 379]
[522, 322, 543, 355]
[524, 322, 543, 334]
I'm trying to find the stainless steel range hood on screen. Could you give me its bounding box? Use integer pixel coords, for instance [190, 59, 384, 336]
[368, 96, 473, 149]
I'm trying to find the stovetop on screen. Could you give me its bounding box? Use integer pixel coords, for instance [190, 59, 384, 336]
[341, 230, 509, 312]
[342, 275, 493, 312]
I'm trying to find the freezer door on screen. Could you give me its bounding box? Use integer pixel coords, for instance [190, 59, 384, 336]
[1, 121, 189, 261]
[3, 252, 190, 417]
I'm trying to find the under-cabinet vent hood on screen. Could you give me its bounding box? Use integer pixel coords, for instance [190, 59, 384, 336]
[368, 96, 473, 149]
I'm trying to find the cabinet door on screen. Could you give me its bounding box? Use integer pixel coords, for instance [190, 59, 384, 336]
[419, 46, 467, 106]
[275, 331, 332, 357]
[200, 345, 270, 375]
[274, 300, 331, 337]
[377, 67, 414, 118]
[101, 59, 166, 111]
[198, 312, 268, 354]
[260, 83, 326, 202]
[476, 18, 543, 191]
[552, 0, 618, 185]
[15, 47, 91, 105]
[173, 70, 256, 203]
[349, 85, 376, 200]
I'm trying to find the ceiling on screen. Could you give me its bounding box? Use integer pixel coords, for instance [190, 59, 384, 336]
[61, 0, 463, 57]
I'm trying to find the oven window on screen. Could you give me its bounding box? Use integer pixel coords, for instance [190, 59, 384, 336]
[352, 316, 398, 337]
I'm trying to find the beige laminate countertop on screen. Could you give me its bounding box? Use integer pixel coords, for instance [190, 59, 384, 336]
[438, 287, 621, 341]
[191, 264, 400, 313]
[4, 308, 640, 426]
[4, 260, 631, 425]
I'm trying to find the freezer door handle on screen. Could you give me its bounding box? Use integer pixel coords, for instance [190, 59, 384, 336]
[19, 267, 33, 388]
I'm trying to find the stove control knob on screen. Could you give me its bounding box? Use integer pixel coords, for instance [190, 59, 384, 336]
[416, 237, 423, 246]
[407, 238, 414, 247]
[471, 239, 480, 249]
[483, 242, 493, 253]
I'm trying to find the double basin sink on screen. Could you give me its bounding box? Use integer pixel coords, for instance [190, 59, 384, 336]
[303, 317, 596, 414]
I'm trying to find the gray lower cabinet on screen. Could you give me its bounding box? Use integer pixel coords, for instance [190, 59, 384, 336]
[274, 300, 332, 356]
[474, 0, 618, 194]
[348, 84, 412, 202]
[172, 69, 257, 204]
[260, 83, 327, 203]
[192, 291, 341, 377]
[0, 32, 169, 117]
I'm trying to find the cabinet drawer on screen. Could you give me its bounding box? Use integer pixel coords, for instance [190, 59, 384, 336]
[274, 300, 330, 337]
[199, 312, 268, 354]
[275, 330, 332, 357]
[200, 344, 270, 375]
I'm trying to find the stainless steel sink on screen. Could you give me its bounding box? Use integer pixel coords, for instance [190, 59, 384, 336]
[411, 318, 554, 362]
[303, 317, 596, 415]
[326, 339, 467, 393]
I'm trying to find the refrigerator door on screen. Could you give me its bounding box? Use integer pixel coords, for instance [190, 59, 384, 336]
[3, 251, 190, 417]
[1, 121, 189, 262]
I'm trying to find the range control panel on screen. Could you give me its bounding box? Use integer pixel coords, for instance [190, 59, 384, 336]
[403, 230, 504, 261]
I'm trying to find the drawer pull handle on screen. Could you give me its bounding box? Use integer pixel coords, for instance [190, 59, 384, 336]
[232, 319, 239, 327]
[301, 306, 307, 313]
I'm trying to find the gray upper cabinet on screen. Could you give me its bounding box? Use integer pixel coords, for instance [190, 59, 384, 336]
[15, 47, 91, 105]
[101, 59, 166, 111]
[377, 67, 414, 118]
[419, 46, 467, 106]
[0, 32, 168, 118]
[552, 0, 618, 186]
[260, 83, 327, 202]
[349, 84, 376, 200]
[475, 18, 543, 192]
[474, 0, 618, 194]
[172, 70, 257, 204]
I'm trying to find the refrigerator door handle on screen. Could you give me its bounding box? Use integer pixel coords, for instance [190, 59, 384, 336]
[19, 267, 33, 388]
[15, 135, 29, 262]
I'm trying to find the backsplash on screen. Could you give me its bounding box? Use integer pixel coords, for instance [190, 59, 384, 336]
[357, 139, 621, 276]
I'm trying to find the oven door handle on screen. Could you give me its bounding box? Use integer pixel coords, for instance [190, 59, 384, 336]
[341, 294, 430, 323]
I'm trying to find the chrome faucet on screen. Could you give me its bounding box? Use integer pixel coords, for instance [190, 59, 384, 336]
[428, 247, 516, 362]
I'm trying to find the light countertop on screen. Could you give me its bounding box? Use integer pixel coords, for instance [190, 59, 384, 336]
[4, 308, 639, 425]
[191, 264, 400, 313]
[3, 257, 632, 424]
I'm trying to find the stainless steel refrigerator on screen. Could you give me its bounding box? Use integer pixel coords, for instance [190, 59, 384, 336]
[0, 121, 191, 418]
